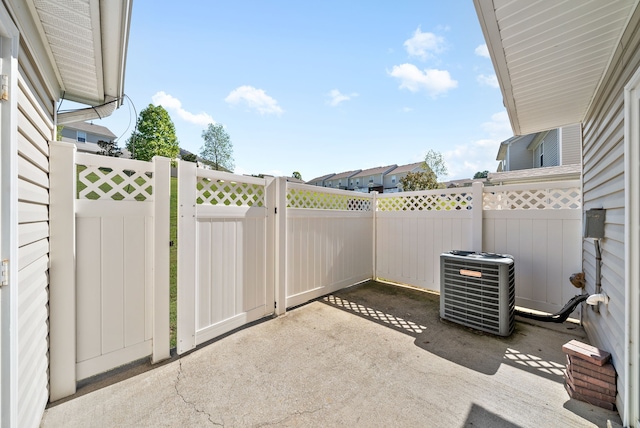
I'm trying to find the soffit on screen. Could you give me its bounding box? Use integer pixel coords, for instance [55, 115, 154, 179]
[20, 0, 131, 106]
[475, 0, 638, 135]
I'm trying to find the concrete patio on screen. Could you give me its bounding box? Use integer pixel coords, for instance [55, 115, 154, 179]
[41, 281, 621, 427]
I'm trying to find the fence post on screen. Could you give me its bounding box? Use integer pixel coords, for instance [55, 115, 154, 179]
[274, 177, 287, 315]
[472, 181, 483, 252]
[152, 156, 171, 363]
[177, 160, 197, 354]
[371, 191, 378, 280]
[48, 141, 77, 400]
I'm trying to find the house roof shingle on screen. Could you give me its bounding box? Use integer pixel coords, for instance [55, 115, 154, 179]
[390, 162, 424, 174]
[63, 121, 116, 139]
[352, 165, 397, 178]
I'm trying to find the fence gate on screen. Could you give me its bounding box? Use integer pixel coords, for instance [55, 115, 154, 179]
[177, 162, 275, 355]
[73, 153, 170, 381]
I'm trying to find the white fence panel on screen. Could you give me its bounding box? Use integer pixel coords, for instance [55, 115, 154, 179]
[483, 181, 582, 314]
[74, 153, 169, 380]
[178, 163, 274, 355]
[285, 184, 374, 307]
[375, 187, 477, 292]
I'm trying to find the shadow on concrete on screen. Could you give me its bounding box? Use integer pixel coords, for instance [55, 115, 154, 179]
[324, 280, 570, 382]
[464, 403, 523, 428]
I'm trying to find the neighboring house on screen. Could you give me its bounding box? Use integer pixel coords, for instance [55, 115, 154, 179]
[443, 178, 486, 188]
[0, 1, 132, 426]
[325, 170, 361, 190]
[60, 121, 120, 156]
[475, 0, 639, 424]
[306, 173, 336, 187]
[496, 125, 581, 172]
[350, 165, 397, 193]
[488, 164, 582, 186]
[383, 162, 426, 192]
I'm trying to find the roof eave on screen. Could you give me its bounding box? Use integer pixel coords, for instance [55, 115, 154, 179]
[473, 0, 520, 135]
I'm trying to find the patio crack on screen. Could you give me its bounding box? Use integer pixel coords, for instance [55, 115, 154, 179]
[174, 359, 223, 426]
[254, 406, 325, 427]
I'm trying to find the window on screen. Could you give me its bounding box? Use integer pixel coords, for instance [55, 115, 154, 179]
[539, 142, 544, 167]
[392, 175, 396, 184]
[77, 131, 87, 143]
[356, 179, 360, 186]
[338, 180, 342, 187]
[369, 177, 373, 183]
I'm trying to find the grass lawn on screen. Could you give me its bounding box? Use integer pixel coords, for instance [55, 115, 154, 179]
[170, 177, 177, 349]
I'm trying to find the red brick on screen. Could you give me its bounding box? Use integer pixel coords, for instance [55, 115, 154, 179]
[565, 382, 616, 411]
[569, 361, 616, 384]
[568, 355, 616, 377]
[562, 340, 611, 366]
[572, 384, 616, 403]
[565, 369, 616, 396]
[571, 370, 617, 390]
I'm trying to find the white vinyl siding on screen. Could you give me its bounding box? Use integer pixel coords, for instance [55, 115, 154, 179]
[16, 40, 54, 427]
[544, 129, 559, 167]
[561, 124, 581, 165]
[507, 140, 532, 170]
[581, 6, 640, 414]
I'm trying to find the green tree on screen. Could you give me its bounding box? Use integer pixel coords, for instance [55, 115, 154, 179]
[181, 152, 197, 163]
[126, 104, 179, 161]
[97, 140, 123, 157]
[423, 149, 448, 179]
[200, 123, 234, 171]
[399, 170, 441, 191]
[292, 171, 302, 180]
[474, 170, 489, 179]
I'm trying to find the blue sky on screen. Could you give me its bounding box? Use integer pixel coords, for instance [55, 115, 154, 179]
[92, 1, 512, 181]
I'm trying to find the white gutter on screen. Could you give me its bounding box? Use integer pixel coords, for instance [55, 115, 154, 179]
[56, 97, 119, 125]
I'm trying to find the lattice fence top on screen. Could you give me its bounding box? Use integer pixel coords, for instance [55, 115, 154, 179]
[197, 177, 265, 207]
[287, 187, 372, 211]
[77, 164, 153, 201]
[483, 187, 581, 210]
[377, 192, 473, 211]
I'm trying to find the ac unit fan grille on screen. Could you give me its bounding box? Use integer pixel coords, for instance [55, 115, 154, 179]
[441, 255, 515, 336]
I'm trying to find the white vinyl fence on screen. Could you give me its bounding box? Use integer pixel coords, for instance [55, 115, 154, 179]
[177, 163, 275, 355]
[375, 180, 582, 314]
[50, 154, 583, 400]
[285, 183, 374, 307]
[49, 146, 170, 401]
[375, 184, 482, 291]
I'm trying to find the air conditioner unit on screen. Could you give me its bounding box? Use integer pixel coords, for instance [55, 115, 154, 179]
[440, 251, 515, 337]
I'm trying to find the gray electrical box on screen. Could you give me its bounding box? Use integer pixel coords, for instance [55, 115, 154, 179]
[585, 208, 606, 239]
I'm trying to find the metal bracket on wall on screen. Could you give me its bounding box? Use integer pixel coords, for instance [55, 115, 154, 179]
[1, 259, 8, 287]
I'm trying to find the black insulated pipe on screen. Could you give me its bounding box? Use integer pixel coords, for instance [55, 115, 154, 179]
[515, 294, 588, 323]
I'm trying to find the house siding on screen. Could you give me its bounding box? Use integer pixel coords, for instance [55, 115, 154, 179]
[16, 40, 54, 427]
[581, 5, 640, 414]
[507, 139, 532, 170]
[561, 123, 581, 165]
[543, 129, 559, 167]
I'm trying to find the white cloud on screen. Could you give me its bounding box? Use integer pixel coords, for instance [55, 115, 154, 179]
[475, 44, 490, 58]
[443, 138, 502, 179]
[477, 73, 499, 88]
[481, 111, 512, 138]
[389, 63, 458, 97]
[402, 107, 413, 112]
[225, 85, 283, 115]
[151, 91, 215, 126]
[326, 89, 358, 107]
[404, 27, 445, 60]
[437, 111, 513, 179]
